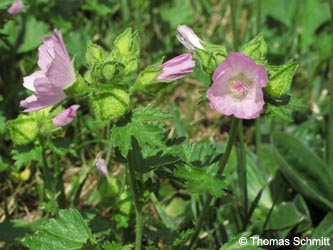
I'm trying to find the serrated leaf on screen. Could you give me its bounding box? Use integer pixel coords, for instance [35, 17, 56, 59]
[265, 62, 298, 97]
[103, 241, 132, 250]
[241, 33, 267, 64]
[11, 147, 42, 171]
[174, 165, 226, 197]
[111, 106, 170, 157]
[22, 208, 97, 250]
[265, 104, 292, 123]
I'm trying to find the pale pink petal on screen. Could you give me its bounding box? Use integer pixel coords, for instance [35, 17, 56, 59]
[7, 0, 24, 15]
[95, 158, 108, 177]
[157, 53, 195, 81]
[52, 104, 80, 127]
[20, 29, 75, 112]
[176, 25, 204, 51]
[23, 71, 45, 91]
[207, 52, 268, 120]
[20, 91, 66, 112]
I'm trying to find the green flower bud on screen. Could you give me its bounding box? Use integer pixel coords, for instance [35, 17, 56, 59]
[112, 28, 140, 74]
[7, 115, 38, 145]
[98, 176, 120, 199]
[102, 61, 125, 82]
[90, 87, 130, 120]
[64, 74, 89, 97]
[265, 63, 298, 98]
[86, 41, 105, 65]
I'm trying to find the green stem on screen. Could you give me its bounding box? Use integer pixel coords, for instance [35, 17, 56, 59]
[230, 0, 239, 51]
[328, 0, 333, 169]
[188, 117, 240, 249]
[237, 121, 248, 230]
[39, 136, 52, 192]
[127, 151, 143, 250]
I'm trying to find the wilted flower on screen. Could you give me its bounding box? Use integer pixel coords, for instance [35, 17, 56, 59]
[176, 25, 204, 51]
[20, 29, 76, 112]
[206, 52, 268, 119]
[95, 158, 108, 177]
[7, 0, 24, 15]
[52, 104, 80, 127]
[156, 53, 195, 81]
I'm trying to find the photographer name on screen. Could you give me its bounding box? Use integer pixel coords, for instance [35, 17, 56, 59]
[250, 236, 331, 247]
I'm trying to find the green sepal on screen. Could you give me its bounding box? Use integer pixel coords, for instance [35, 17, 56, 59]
[98, 176, 120, 199]
[86, 41, 105, 65]
[265, 62, 299, 98]
[89, 60, 125, 85]
[131, 59, 164, 93]
[7, 114, 38, 145]
[64, 73, 89, 97]
[112, 28, 140, 74]
[241, 33, 267, 64]
[195, 43, 227, 75]
[90, 87, 130, 120]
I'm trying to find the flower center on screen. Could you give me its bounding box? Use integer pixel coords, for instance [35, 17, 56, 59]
[229, 79, 249, 98]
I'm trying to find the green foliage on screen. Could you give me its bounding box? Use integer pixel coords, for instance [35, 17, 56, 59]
[22, 208, 97, 250]
[7, 114, 38, 145]
[241, 33, 267, 64]
[160, 0, 194, 28]
[111, 105, 171, 157]
[103, 241, 132, 250]
[265, 62, 298, 98]
[219, 232, 263, 250]
[272, 132, 333, 211]
[174, 165, 226, 197]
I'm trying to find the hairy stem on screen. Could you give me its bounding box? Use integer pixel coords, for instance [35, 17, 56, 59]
[127, 150, 143, 250]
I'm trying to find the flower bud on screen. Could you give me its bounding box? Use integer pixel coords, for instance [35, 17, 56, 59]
[90, 87, 130, 120]
[86, 41, 105, 65]
[157, 53, 195, 81]
[52, 105, 80, 127]
[176, 25, 204, 51]
[7, 115, 38, 145]
[112, 28, 140, 74]
[95, 158, 108, 177]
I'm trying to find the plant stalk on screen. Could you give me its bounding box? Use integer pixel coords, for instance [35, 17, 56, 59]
[188, 117, 240, 249]
[127, 150, 143, 250]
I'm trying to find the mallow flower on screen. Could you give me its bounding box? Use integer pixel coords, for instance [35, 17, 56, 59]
[157, 53, 195, 81]
[52, 104, 80, 127]
[7, 0, 24, 15]
[20, 29, 75, 112]
[206, 52, 268, 119]
[176, 25, 204, 51]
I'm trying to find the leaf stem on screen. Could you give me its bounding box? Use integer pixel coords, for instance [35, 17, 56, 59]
[188, 117, 240, 249]
[127, 150, 143, 250]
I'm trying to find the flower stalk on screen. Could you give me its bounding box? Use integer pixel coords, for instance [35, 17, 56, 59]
[127, 150, 143, 250]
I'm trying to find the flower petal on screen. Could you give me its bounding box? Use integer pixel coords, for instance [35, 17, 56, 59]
[52, 104, 80, 127]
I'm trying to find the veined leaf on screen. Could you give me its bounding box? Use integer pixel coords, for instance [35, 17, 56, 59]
[22, 208, 97, 250]
[174, 165, 226, 197]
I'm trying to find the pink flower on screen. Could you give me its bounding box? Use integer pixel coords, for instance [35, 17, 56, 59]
[206, 52, 268, 119]
[52, 104, 80, 127]
[176, 25, 204, 51]
[7, 0, 24, 15]
[157, 53, 195, 81]
[95, 158, 108, 177]
[20, 29, 76, 112]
